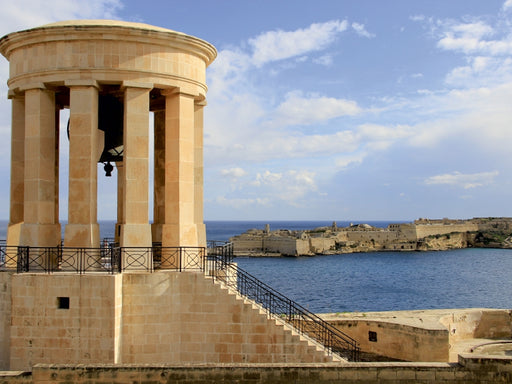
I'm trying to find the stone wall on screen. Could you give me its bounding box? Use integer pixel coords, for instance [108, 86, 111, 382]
[232, 238, 264, 254]
[439, 310, 512, 340]
[329, 319, 449, 362]
[415, 223, 479, 239]
[120, 272, 333, 365]
[0, 273, 12, 370]
[439, 309, 512, 359]
[0, 356, 508, 383]
[262, 237, 297, 256]
[5, 272, 334, 371]
[9, 274, 121, 370]
[308, 237, 336, 254]
[345, 230, 400, 243]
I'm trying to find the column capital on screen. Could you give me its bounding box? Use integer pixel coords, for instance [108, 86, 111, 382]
[64, 79, 99, 89]
[161, 87, 199, 99]
[7, 88, 23, 100]
[18, 82, 46, 92]
[121, 81, 153, 90]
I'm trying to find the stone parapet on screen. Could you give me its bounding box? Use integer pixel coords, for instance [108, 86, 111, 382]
[0, 360, 503, 383]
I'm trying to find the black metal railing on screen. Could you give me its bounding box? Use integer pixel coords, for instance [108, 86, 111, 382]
[0, 241, 205, 274]
[207, 241, 360, 362]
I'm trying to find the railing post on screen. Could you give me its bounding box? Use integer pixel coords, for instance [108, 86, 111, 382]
[24, 246, 29, 272]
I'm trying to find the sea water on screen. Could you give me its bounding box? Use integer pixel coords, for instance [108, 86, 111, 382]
[1, 220, 511, 313]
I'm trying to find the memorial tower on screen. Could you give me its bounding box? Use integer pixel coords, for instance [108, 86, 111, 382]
[0, 20, 216, 251]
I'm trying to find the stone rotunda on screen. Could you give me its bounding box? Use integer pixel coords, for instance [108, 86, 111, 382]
[0, 20, 217, 250]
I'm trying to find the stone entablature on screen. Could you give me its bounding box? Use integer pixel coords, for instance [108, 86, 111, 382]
[1, 20, 216, 95]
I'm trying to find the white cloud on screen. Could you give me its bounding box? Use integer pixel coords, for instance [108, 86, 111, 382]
[424, 171, 499, 189]
[273, 91, 361, 126]
[408, 82, 512, 150]
[215, 196, 270, 209]
[445, 56, 512, 87]
[335, 152, 367, 170]
[313, 54, 333, 66]
[214, 168, 318, 209]
[503, 0, 512, 11]
[436, 19, 512, 56]
[410, 15, 426, 22]
[221, 167, 247, 179]
[253, 171, 282, 186]
[351, 22, 375, 38]
[253, 169, 318, 202]
[249, 19, 348, 67]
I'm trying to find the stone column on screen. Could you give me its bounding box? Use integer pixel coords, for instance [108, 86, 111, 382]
[151, 109, 165, 244]
[19, 85, 60, 248]
[118, 82, 152, 252]
[6, 92, 25, 248]
[160, 89, 198, 255]
[64, 80, 100, 248]
[194, 101, 207, 248]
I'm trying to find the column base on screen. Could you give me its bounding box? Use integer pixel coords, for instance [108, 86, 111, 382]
[5, 222, 23, 268]
[19, 223, 61, 247]
[196, 222, 206, 248]
[151, 223, 163, 244]
[18, 223, 61, 271]
[6, 222, 23, 247]
[119, 223, 152, 248]
[119, 224, 152, 271]
[161, 223, 198, 248]
[64, 223, 100, 248]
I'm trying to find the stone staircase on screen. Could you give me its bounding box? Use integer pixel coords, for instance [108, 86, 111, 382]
[209, 275, 344, 363]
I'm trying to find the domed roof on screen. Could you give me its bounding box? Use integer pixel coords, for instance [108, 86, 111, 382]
[40, 19, 182, 35]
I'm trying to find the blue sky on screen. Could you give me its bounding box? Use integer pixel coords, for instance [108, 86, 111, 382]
[1, 1, 512, 221]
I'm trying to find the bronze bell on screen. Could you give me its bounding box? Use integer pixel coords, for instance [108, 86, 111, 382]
[103, 161, 114, 177]
[98, 94, 124, 164]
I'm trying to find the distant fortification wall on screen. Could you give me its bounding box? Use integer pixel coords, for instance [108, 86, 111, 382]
[232, 238, 264, 254]
[345, 230, 400, 243]
[262, 237, 297, 255]
[230, 218, 512, 256]
[415, 223, 479, 239]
